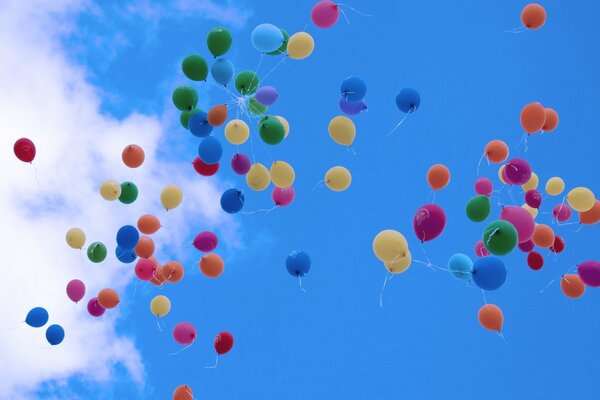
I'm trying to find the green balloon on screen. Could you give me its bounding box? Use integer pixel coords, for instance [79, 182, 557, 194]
[258, 116, 285, 145]
[235, 70, 260, 96]
[119, 182, 138, 204]
[207, 27, 232, 57]
[267, 29, 289, 56]
[482, 220, 518, 256]
[248, 97, 267, 115]
[87, 242, 107, 263]
[180, 108, 202, 129]
[466, 195, 491, 222]
[172, 86, 198, 111]
[182, 55, 208, 81]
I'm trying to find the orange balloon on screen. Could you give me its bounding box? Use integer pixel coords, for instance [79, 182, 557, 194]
[122, 144, 145, 168]
[478, 304, 503, 332]
[484, 140, 509, 163]
[561, 274, 586, 299]
[426, 164, 450, 191]
[579, 200, 600, 225]
[173, 385, 193, 400]
[200, 253, 224, 278]
[521, 3, 546, 30]
[520, 102, 546, 134]
[137, 214, 161, 235]
[542, 108, 559, 132]
[97, 288, 119, 309]
[150, 265, 168, 286]
[134, 236, 155, 259]
[207, 104, 228, 126]
[532, 224, 555, 248]
[163, 261, 185, 283]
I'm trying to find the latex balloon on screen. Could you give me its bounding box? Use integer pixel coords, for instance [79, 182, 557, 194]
[472, 257, 507, 290]
[235, 70, 260, 95]
[561, 274, 586, 299]
[448, 253, 473, 281]
[340, 76, 367, 102]
[214, 331, 235, 355]
[518, 239, 535, 253]
[286, 250, 311, 277]
[272, 186, 295, 206]
[466, 195, 491, 222]
[200, 253, 224, 278]
[522, 172, 539, 192]
[578, 261, 600, 287]
[173, 385, 194, 400]
[251, 24, 284, 53]
[521, 3, 546, 30]
[26, 307, 49, 328]
[525, 190, 542, 209]
[66, 279, 86, 303]
[475, 240, 490, 257]
[276, 116, 290, 137]
[413, 204, 446, 242]
[383, 251, 412, 274]
[207, 104, 228, 126]
[116, 225, 139, 249]
[246, 163, 271, 191]
[138, 214, 161, 235]
[98, 288, 119, 309]
[134, 236, 155, 259]
[520, 102, 546, 133]
[119, 182, 138, 204]
[500, 206, 535, 244]
[532, 224, 555, 248]
[522, 204, 538, 219]
[287, 32, 314, 59]
[270, 161, 295, 188]
[189, 111, 213, 137]
[527, 251, 544, 270]
[46, 324, 65, 345]
[567, 187, 595, 212]
[211, 58, 235, 86]
[339, 98, 367, 115]
[373, 230, 408, 263]
[311, 0, 340, 28]
[482, 220, 518, 255]
[150, 295, 171, 317]
[427, 164, 450, 191]
[498, 165, 507, 184]
[550, 235, 565, 254]
[149, 262, 164, 286]
[198, 136, 223, 165]
[545, 177, 565, 196]
[100, 180, 121, 201]
[66, 227, 86, 249]
[87, 298, 105, 317]
[504, 158, 532, 185]
[231, 153, 251, 175]
[182, 54, 208, 81]
[122, 145, 145, 168]
[579, 200, 600, 225]
[220, 189, 245, 214]
[172, 86, 198, 111]
[325, 166, 351, 192]
[87, 242, 107, 263]
[193, 157, 219, 176]
[136, 259, 157, 281]
[116, 246, 137, 263]
[207, 27, 232, 57]
[194, 232, 218, 252]
[173, 322, 197, 345]
[478, 304, 503, 332]
[248, 97, 268, 115]
[474, 178, 493, 196]
[161, 185, 183, 211]
[395, 88, 420, 113]
[258, 115, 285, 144]
[163, 261, 185, 283]
[225, 119, 250, 145]
[13, 138, 36, 162]
[542, 108, 559, 132]
[180, 108, 201, 129]
[267, 28, 289, 55]
[484, 140, 509, 164]
[553, 204, 572, 222]
[255, 86, 278, 106]
[328, 115, 356, 146]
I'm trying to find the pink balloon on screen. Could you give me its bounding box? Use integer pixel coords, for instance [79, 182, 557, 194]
[518, 239, 535, 253]
[173, 322, 197, 345]
[193, 231, 218, 252]
[231, 153, 251, 175]
[553, 204, 572, 222]
[474, 178, 493, 196]
[578, 261, 600, 287]
[135, 259, 157, 281]
[413, 204, 446, 242]
[272, 186, 295, 206]
[504, 158, 532, 185]
[474, 240, 490, 257]
[525, 189, 542, 209]
[66, 279, 86, 303]
[500, 206, 535, 243]
[311, 1, 339, 28]
[87, 298, 105, 317]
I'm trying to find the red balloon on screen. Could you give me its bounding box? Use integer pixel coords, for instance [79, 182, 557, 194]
[518, 239, 534, 253]
[550, 235, 565, 254]
[214, 331, 234, 355]
[525, 190, 542, 209]
[192, 157, 219, 176]
[553, 204, 572, 222]
[14, 138, 36, 163]
[527, 251, 544, 270]
[413, 204, 446, 242]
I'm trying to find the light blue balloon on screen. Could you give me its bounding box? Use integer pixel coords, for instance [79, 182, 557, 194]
[45, 324, 65, 345]
[211, 58, 235, 86]
[395, 88, 421, 113]
[189, 111, 213, 137]
[448, 253, 473, 281]
[341, 76, 367, 102]
[286, 250, 311, 277]
[251, 23, 284, 53]
[198, 136, 223, 165]
[472, 256, 507, 291]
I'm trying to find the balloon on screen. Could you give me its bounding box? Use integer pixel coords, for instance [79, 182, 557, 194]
[373, 230, 408, 262]
[136, 259, 157, 281]
[138, 214, 161, 235]
[120, 144, 145, 169]
[98, 288, 119, 309]
[448, 253, 473, 281]
[116, 246, 136, 263]
[214, 331, 234, 355]
[211, 58, 235, 86]
[194, 232, 218, 252]
[248, 97, 268, 115]
[383, 251, 412, 274]
[340, 76, 367, 102]
[150, 295, 171, 317]
[150, 265, 168, 286]
[87, 298, 105, 317]
[567, 187, 595, 212]
[193, 157, 219, 176]
[207, 104, 228, 126]
[522, 172, 539, 192]
[500, 206, 535, 243]
[325, 166, 352, 192]
[413, 204, 446, 242]
[472, 257, 507, 290]
[225, 119, 249, 145]
[255, 86, 279, 106]
[163, 261, 185, 283]
[520, 102, 546, 133]
[66, 279, 85, 303]
[161, 184, 183, 210]
[231, 153, 251, 175]
[561, 274, 586, 299]
[311, 0, 340, 28]
[272, 186, 295, 206]
[504, 158, 531, 185]
[87, 242, 107, 263]
[13, 138, 36, 162]
[66, 227, 86, 249]
[198, 136, 223, 165]
[475, 240, 490, 257]
[498, 165, 507, 184]
[542, 108, 559, 132]
[532, 224, 555, 248]
[270, 161, 295, 188]
[466, 195, 491, 222]
[395, 88, 420, 113]
[189, 111, 213, 137]
[45, 324, 65, 345]
[25, 307, 49, 328]
[578, 261, 600, 287]
[134, 236, 155, 259]
[522, 203, 538, 218]
[527, 251, 544, 270]
[180, 108, 201, 129]
[484, 140, 509, 164]
[246, 163, 271, 191]
[287, 32, 314, 59]
[173, 322, 197, 345]
[221, 189, 245, 214]
[553, 204, 572, 222]
[207, 27, 232, 57]
[182, 54, 208, 81]
[100, 180, 122, 201]
[525, 190, 542, 209]
[276, 116, 290, 137]
[173, 385, 194, 400]
[579, 200, 600, 225]
[474, 178, 493, 196]
[119, 181, 138, 204]
[518, 239, 534, 253]
[116, 225, 139, 249]
[482, 220, 518, 255]
[172, 86, 198, 111]
[259, 115, 285, 144]
[550, 235, 565, 254]
[478, 304, 503, 332]
[545, 177, 565, 196]
[521, 3, 546, 30]
[286, 250, 311, 277]
[235, 70, 260, 95]
[267, 28, 289, 55]
[200, 253, 224, 278]
[427, 164, 450, 190]
[251, 23, 284, 53]
[339, 98, 367, 115]
[328, 116, 356, 146]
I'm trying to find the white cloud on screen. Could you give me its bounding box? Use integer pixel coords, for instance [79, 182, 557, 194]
[0, 0, 242, 397]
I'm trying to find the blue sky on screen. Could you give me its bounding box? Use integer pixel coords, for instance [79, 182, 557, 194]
[32, 0, 600, 398]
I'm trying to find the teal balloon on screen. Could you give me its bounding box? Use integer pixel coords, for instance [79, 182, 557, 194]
[211, 58, 235, 86]
[267, 29, 289, 55]
[482, 220, 518, 255]
[447, 253, 473, 281]
[235, 70, 260, 96]
[180, 108, 201, 129]
[182, 55, 208, 81]
[248, 97, 268, 115]
[87, 242, 107, 263]
[119, 182, 138, 204]
[45, 324, 65, 345]
[25, 307, 49, 328]
[172, 86, 198, 111]
[251, 23, 284, 53]
[466, 195, 491, 222]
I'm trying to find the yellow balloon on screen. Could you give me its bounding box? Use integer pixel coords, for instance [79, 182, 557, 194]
[100, 180, 121, 201]
[522, 203, 538, 219]
[246, 163, 270, 191]
[328, 116, 356, 146]
[497, 165, 507, 184]
[287, 32, 314, 60]
[325, 166, 351, 192]
[161, 184, 183, 210]
[567, 187, 596, 212]
[545, 177, 565, 196]
[373, 230, 409, 263]
[225, 119, 249, 145]
[522, 172, 539, 192]
[150, 295, 171, 317]
[275, 116, 290, 138]
[66, 227, 86, 249]
[270, 161, 295, 188]
[384, 251, 412, 274]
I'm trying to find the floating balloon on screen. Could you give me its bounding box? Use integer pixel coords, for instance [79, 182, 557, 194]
[472, 257, 507, 290]
[328, 116, 356, 146]
[13, 138, 36, 162]
[545, 177, 565, 196]
[122, 145, 145, 168]
[413, 204, 446, 242]
[550, 235, 565, 254]
[231, 153, 251, 175]
[46, 324, 65, 346]
[527, 251, 544, 270]
[498, 165, 507, 184]
[270, 161, 295, 188]
[225, 119, 249, 145]
[173, 322, 197, 345]
[134, 236, 155, 259]
[520, 102, 546, 134]
[521, 3, 546, 30]
[339, 98, 367, 115]
[211, 58, 235, 86]
[482, 220, 518, 255]
[287, 32, 314, 59]
[138, 214, 161, 235]
[518, 239, 535, 253]
[172, 86, 198, 111]
[500, 206, 535, 244]
[567, 187, 595, 212]
[272, 186, 295, 206]
[248, 97, 268, 115]
[504, 158, 532, 185]
[542, 108, 559, 132]
[311, 0, 340, 28]
[116, 246, 137, 263]
[189, 111, 214, 137]
[194, 231, 218, 252]
[484, 140, 509, 164]
[150, 295, 171, 317]
[207, 104, 228, 127]
[100, 180, 121, 201]
[395, 88, 420, 113]
[561, 274, 586, 299]
[252, 23, 284, 53]
[427, 164, 450, 191]
[276, 116, 290, 137]
[200, 253, 224, 278]
[182, 54, 208, 81]
[255, 86, 279, 106]
[448, 253, 473, 281]
[87, 298, 105, 317]
[532, 224, 555, 248]
[25, 307, 49, 328]
[553, 204, 572, 222]
[214, 331, 235, 355]
[325, 166, 352, 192]
[579, 200, 600, 225]
[161, 185, 183, 210]
[286, 250, 311, 277]
[578, 261, 600, 287]
[98, 288, 119, 309]
[474, 178, 493, 196]
[522, 203, 538, 219]
[87, 242, 107, 263]
[66, 227, 86, 249]
[259, 115, 285, 145]
[373, 230, 408, 263]
[235, 70, 260, 96]
[151, 266, 168, 286]
[116, 225, 139, 249]
[525, 190, 542, 209]
[475, 240, 490, 257]
[173, 385, 194, 400]
[193, 157, 219, 176]
[66, 279, 86, 303]
[119, 182, 138, 204]
[383, 251, 412, 274]
[267, 28, 289, 55]
[207, 27, 232, 57]
[478, 304, 503, 332]
[136, 259, 158, 281]
[180, 108, 201, 129]
[466, 195, 491, 222]
[341, 76, 367, 102]
[246, 163, 271, 191]
[522, 172, 539, 192]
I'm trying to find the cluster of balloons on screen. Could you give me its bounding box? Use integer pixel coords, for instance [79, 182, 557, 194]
[339, 76, 367, 116]
[24, 307, 64, 346]
[520, 102, 559, 134]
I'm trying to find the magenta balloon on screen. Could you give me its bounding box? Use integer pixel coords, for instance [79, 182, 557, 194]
[255, 86, 278, 106]
[518, 239, 535, 253]
[311, 0, 339, 28]
[66, 279, 86, 303]
[87, 298, 106, 317]
[474, 178, 493, 196]
[525, 189, 542, 209]
[339, 98, 367, 115]
[413, 204, 446, 242]
[504, 158, 532, 185]
[231, 153, 251, 175]
[193, 231, 218, 252]
[135, 259, 156, 281]
[499, 206, 535, 243]
[474, 240, 490, 257]
[272, 186, 295, 206]
[578, 261, 600, 287]
[173, 322, 197, 345]
[553, 204, 572, 222]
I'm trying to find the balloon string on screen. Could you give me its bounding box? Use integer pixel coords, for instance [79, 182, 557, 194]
[497, 330, 508, 344]
[431, 191, 436, 204]
[298, 276, 307, 293]
[132, 279, 141, 298]
[507, 186, 516, 205]
[476, 152, 486, 176]
[505, 26, 527, 34]
[169, 343, 194, 357]
[379, 273, 393, 308]
[205, 354, 219, 369]
[208, 80, 238, 102]
[338, 4, 373, 17]
[32, 163, 42, 188]
[386, 110, 412, 137]
[248, 53, 265, 93]
[312, 180, 325, 191]
[261, 56, 288, 84]
[240, 206, 278, 215]
[347, 146, 357, 156]
[413, 259, 448, 272]
[481, 289, 488, 305]
[573, 224, 584, 233]
[339, 7, 351, 24]
[540, 265, 577, 293]
[156, 318, 163, 332]
[486, 228, 499, 246]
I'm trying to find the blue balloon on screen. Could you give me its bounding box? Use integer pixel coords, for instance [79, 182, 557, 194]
[189, 111, 213, 137]
[45, 324, 65, 346]
[340, 76, 367, 102]
[25, 307, 49, 328]
[116, 246, 137, 264]
[211, 58, 235, 86]
[472, 256, 506, 290]
[395, 88, 421, 113]
[116, 225, 139, 249]
[198, 136, 223, 165]
[251, 23, 284, 53]
[286, 250, 311, 277]
[339, 97, 367, 115]
[220, 188, 245, 214]
[447, 253, 473, 281]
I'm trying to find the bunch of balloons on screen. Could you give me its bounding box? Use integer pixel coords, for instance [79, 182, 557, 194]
[24, 307, 65, 346]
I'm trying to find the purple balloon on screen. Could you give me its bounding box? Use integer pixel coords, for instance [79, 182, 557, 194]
[339, 97, 367, 115]
[553, 204, 572, 222]
[255, 86, 278, 106]
[518, 239, 535, 253]
[173, 322, 197, 345]
[272, 186, 295, 206]
[500, 206, 535, 244]
[87, 298, 105, 317]
[474, 178, 493, 196]
[231, 153, 251, 175]
[504, 158, 532, 185]
[413, 204, 446, 242]
[578, 261, 600, 287]
[66, 279, 86, 303]
[193, 231, 218, 252]
[525, 189, 542, 209]
[474, 240, 490, 257]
